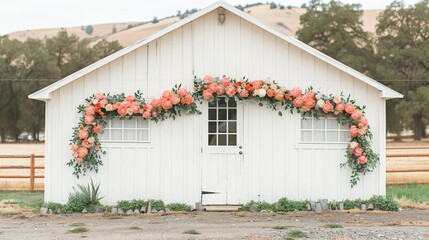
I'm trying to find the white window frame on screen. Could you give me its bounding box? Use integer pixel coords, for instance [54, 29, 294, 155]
[299, 116, 349, 144]
[99, 117, 150, 143]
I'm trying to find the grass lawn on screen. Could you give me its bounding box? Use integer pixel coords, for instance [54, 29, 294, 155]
[387, 184, 429, 203]
[0, 191, 44, 209]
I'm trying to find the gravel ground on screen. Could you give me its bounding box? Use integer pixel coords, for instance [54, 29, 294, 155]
[1, 209, 429, 239]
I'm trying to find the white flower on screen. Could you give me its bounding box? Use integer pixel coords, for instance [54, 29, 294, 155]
[317, 99, 325, 108]
[349, 141, 358, 150]
[253, 89, 259, 97]
[258, 88, 267, 97]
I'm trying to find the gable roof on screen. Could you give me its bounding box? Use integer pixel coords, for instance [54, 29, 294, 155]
[29, 1, 403, 100]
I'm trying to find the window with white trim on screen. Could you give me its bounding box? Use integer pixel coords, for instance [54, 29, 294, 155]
[99, 118, 150, 142]
[300, 117, 349, 143]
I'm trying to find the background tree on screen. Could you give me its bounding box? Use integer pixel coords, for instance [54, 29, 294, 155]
[376, 0, 429, 140]
[296, 0, 375, 75]
[85, 25, 94, 35]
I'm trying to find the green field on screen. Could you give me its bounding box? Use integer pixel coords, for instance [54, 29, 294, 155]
[0, 191, 44, 209]
[387, 184, 429, 203]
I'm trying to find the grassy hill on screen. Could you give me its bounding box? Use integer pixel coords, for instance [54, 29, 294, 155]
[6, 4, 382, 47]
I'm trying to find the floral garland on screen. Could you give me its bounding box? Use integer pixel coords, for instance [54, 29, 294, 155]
[69, 76, 378, 187]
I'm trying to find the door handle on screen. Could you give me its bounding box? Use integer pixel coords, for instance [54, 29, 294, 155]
[239, 151, 243, 155]
[239, 146, 242, 149]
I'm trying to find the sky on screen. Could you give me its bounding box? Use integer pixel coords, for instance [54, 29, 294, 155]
[0, 0, 422, 35]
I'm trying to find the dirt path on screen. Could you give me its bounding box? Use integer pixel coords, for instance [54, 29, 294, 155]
[0, 210, 428, 239]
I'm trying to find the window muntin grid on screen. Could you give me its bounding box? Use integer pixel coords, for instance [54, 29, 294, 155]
[208, 97, 237, 146]
[99, 118, 150, 142]
[300, 117, 349, 143]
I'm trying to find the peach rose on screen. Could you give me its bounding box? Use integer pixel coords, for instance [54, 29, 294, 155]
[77, 147, 88, 158]
[105, 104, 113, 111]
[71, 144, 79, 152]
[221, 77, 230, 86]
[267, 89, 275, 98]
[349, 125, 359, 137]
[152, 111, 157, 117]
[322, 100, 334, 113]
[293, 96, 305, 107]
[209, 82, 218, 92]
[162, 90, 173, 99]
[240, 89, 249, 98]
[78, 129, 89, 139]
[358, 127, 367, 135]
[358, 155, 368, 164]
[178, 88, 188, 97]
[88, 137, 95, 144]
[95, 92, 105, 100]
[126, 95, 135, 102]
[203, 75, 213, 83]
[290, 87, 302, 98]
[143, 111, 151, 119]
[81, 139, 90, 149]
[203, 90, 213, 100]
[225, 85, 236, 97]
[351, 111, 362, 120]
[216, 85, 226, 95]
[251, 80, 263, 90]
[304, 99, 316, 109]
[345, 103, 355, 114]
[76, 158, 83, 165]
[304, 90, 314, 99]
[150, 99, 160, 108]
[117, 107, 127, 116]
[171, 96, 180, 105]
[336, 103, 345, 112]
[93, 124, 102, 134]
[333, 96, 341, 104]
[274, 92, 284, 101]
[354, 147, 363, 157]
[84, 115, 94, 124]
[359, 117, 368, 126]
[184, 95, 194, 104]
[99, 99, 108, 108]
[94, 146, 100, 151]
[162, 100, 173, 110]
[85, 106, 95, 116]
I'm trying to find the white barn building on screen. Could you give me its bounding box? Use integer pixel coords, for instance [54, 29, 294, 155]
[30, 2, 402, 206]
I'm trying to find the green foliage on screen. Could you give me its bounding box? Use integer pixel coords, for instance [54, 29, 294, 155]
[387, 183, 429, 203]
[42, 202, 64, 213]
[152, 16, 159, 24]
[166, 202, 191, 212]
[269, 2, 277, 9]
[0, 191, 44, 209]
[117, 200, 140, 212]
[286, 230, 308, 239]
[297, 0, 374, 75]
[129, 226, 141, 230]
[148, 199, 165, 211]
[368, 195, 399, 211]
[301, 3, 307, 8]
[183, 229, 200, 235]
[324, 223, 343, 228]
[376, 0, 429, 139]
[239, 200, 274, 211]
[62, 179, 102, 213]
[279, 5, 285, 10]
[273, 197, 310, 212]
[272, 226, 290, 230]
[85, 25, 94, 35]
[68, 227, 89, 233]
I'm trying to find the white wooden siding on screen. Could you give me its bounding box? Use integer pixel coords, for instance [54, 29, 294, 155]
[44, 9, 385, 205]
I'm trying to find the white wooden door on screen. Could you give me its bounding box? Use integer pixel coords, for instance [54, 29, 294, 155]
[201, 97, 244, 205]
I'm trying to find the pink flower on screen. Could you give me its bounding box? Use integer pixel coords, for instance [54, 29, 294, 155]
[71, 144, 79, 152]
[281, 86, 287, 92]
[358, 155, 368, 164]
[209, 82, 218, 92]
[336, 103, 345, 112]
[274, 92, 284, 101]
[99, 99, 108, 108]
[240, 89, 249, 98]
[150, 99, 160, 108]
[85, 106, 95, 116]
[76, 158, 83, 165]
[322, 100, 334, 113]
[94, 146, 100, 151]
[77, 147, 88, 158]
[359, 117, 368, 126]
[203, 90, 213, 100]
[131, 102, 141, 114]
[290, 87, 302, 98]
[171, 96, 180, 105]
[358, 127, 367, 135]
[143, 111, 151, 119]
[221, 77, 230, 86]
[162, 90, 173, 99]
[293, 96, 305, 107]
[349, 125, 359, 137]
[117, 107, 127, 116]
[216, 85, 226, 95]
[84, 115, 94, 124]
[251, 80, 263, 90]
[95, 92, 105, 100]
[184, 95, 194, 105]
[354, 147, 363, 157]
[225, 85, 236, 97]
[304, 90, 314, 99]
[345, 103, 355, 114]
[78, 129, 89, 139]
[93, 124, 102, 134]
[126, 95, 135, 102]
[152, 111, 157, 117]
[203, 75, 213, 83]
[267, 89, 275, 98]
[178, 88, 188, 97]
[351, 111, 362, 120]
[304, 98, 316, 109]
[162, 100, 173, 110]
[81, 139, 90, 149]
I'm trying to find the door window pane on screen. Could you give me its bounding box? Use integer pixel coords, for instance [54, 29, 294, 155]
[209, 135, 217, 146]
[218, 97, 227, 107]
[100, 118, 150, 142]
[208, 122, 217, 133]
[209, 109, 217, 120]
[218, 122, 227, 133]
[228, 109, 236, 120]
[228, 122, 237, 133]
[300, 117, 348, 143]
[218, 109, 227, 120]
[228, 98, 237, 107]
[207, 97, 239, 147]
[228, 134, 237, 145]
[218, 134, 227, 145]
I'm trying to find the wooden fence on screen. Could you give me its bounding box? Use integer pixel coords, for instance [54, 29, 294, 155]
[386, 146, 429, 184]
[0, 154, 45, 191]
